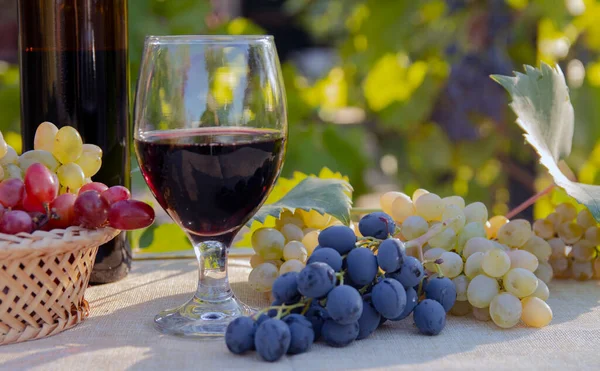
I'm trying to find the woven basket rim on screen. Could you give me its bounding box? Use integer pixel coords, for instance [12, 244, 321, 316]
[0, 227, 120, 260]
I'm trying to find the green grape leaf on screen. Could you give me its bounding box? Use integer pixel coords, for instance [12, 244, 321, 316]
[248, 177, 353, 226]
[491, 63, 600, 221]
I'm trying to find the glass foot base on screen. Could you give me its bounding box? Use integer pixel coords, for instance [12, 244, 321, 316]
[154, 295, 255, 337]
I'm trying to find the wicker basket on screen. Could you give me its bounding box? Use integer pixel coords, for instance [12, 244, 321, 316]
[0, 226, 119, 345]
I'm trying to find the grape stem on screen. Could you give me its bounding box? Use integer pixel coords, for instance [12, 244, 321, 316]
[404, 217, 459, 262]
[505, 184, 555, 220]
[253, 300, 311, 320]
[252, 306, 271, 319]
[356, 236, 379, 245]
[300, 298, 313, 315]
[432, 259, 445, 278]
[416, 278, 424, 296]
[356, 236, 382, 251]
[335, 272, 345, 286]
[422, 259, 445, 277]
[358, 284, 371, 295]
[422, 258, 444, 266]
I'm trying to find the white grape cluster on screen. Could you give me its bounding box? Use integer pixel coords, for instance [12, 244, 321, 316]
[0, 122, 102, 193]
[381, 189, 553, 328]
[534, 203, 600, 280]
[248, 210, 343, 292]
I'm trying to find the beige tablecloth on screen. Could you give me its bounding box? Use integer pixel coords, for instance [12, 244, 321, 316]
[1, 257, 600, 371]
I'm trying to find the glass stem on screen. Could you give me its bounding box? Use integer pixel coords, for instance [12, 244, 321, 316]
[191, 233, 234, 302]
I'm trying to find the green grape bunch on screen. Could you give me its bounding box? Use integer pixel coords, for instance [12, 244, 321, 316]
[534, 203, 600, 281]
[379, 189, 553, 329]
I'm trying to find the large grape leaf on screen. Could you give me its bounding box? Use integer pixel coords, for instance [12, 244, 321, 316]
[491, 63, 600, 221]
[248, 177, 353, 226]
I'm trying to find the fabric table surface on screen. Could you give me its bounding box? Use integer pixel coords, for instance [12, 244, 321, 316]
[1, 256, 600, 371]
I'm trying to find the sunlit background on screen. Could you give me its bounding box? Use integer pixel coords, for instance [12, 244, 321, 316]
[1, 0, 600, 224]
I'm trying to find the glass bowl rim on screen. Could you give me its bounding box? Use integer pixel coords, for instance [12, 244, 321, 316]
[145, 35, 274, 45]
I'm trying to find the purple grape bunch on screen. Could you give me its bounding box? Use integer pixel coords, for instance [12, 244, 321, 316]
[225, 212, 455, 362]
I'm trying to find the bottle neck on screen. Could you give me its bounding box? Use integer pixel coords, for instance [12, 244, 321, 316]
[18, 0, 128, 52]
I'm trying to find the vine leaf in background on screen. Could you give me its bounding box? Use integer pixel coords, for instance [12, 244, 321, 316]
[248, 176, 353, 226]
[492, 63, 600, 221]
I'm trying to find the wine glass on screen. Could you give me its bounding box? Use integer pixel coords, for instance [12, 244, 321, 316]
[133, 35, 287, 337]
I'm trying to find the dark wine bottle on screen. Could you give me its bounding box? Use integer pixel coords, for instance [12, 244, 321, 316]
[17, 0, 131, 284]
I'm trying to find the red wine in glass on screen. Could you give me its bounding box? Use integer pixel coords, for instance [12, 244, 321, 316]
[135, 127, 285, 236]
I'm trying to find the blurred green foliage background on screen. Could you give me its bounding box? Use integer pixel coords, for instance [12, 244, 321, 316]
[2, 0, 600, 223]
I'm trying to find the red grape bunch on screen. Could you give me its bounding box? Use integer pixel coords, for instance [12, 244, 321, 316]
[0, 123, 154, 234]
